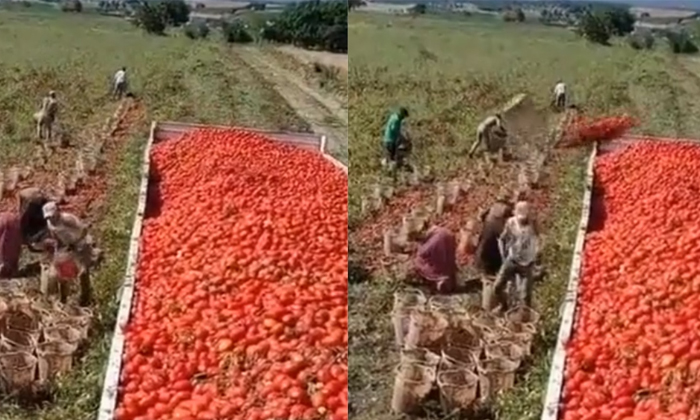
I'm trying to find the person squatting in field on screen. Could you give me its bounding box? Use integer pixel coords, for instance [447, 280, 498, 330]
[113, 67, 128, 100]
[35, 91, 58, 142]
[42, 201, 95, 306]
[553, 80, 567, 111]
[381, 107, 411, 169]
[412, 224, 473, 294]
[469, 113, 508, 162]
[492, 200, 540, 311]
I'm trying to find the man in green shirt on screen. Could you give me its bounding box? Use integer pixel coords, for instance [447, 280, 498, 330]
[382, 107, 409, 166]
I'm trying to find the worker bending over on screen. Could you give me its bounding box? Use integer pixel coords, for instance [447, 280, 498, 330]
[0, 188, 52, 279]
[413, 226, 471, 294]
[553, 80, 567, 111]
[43, 202, 94, 306]
[469, 113, 507, 161]
[113, 67, 128, 100]
[382, 107, 410, 169]
[35, 91, 58, 142]
[474, 190, 514, 277]
[0, 213, 22, 278]
[492, 201, 539, 311]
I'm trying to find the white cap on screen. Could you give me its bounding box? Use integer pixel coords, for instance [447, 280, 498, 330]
[42, 201, 58, 219]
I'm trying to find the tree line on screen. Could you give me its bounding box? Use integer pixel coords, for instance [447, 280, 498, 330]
[132, 0, 346, 53]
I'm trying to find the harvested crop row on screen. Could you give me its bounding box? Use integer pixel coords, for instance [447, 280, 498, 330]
[114, 129, 348, 420]
[562, 141, 700, 420]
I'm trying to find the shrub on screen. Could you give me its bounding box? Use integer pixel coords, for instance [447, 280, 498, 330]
[628, 30, 654, 50]
[502, 8, 525, 22]
[61, 0, 82, 12]
[222, 21, 253, 44]
[184, 21, 209, 39]
[160, 0, 190, 27]
[260, 1, 347, 53]
[133, 2, 167, 34]
[132, 0, 191, 35]
[577, 11, 611, 45]
[666, 30, 699, 54]
[602, 8, 635, 36]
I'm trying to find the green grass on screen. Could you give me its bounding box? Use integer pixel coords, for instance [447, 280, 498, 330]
[0, 9, 306, 420]
[348, 12, 700, 420]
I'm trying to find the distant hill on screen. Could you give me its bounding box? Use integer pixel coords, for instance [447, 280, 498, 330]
[371, 0, 700, 11]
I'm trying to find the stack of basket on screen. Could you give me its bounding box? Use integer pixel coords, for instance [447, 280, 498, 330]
[0, 290, 92, 395]
[390, 289, 540, 415]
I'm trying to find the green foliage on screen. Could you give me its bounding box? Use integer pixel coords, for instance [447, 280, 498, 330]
[601, 7, 635, 36]
[160, 0, 190, 27]
[503, 7, 525, 22]
[349, 0, 364, 10]
[411, 3, 426, 15]
[628, 30, 654, 50]
[132, 0, 191, 35]
[222, 21, 253, 44]
[260, 1, 348, 53]
[61, 0, 82, 12]
[133, 2, 166, 34]
[666, 30, 699, 54]
[184, 21, 210, 39]
[577, 11, 611, 45]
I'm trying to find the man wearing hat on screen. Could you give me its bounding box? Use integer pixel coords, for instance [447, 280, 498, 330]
[42, 201, 94, 306]
[492, 200, 539, 311]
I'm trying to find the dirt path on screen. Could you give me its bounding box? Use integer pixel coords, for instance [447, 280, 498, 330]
[277, 45, 348, 73]
[236, 47, 348, 162]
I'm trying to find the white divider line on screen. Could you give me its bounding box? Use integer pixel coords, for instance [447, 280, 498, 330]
[97, 121, 156, 420]
[541, 144, 597, 420]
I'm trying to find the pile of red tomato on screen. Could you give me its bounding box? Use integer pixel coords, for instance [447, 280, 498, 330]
[114, 129, 348, 420]
[562, 141, 700, 420]
[564, 115, 637, 147]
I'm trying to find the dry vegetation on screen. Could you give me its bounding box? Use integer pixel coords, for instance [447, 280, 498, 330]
[348, 12, 700, 420]
[0, 8, 307, 420]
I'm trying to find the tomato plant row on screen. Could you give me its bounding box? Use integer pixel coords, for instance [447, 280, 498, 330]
[562, 141, 700, 420]
[114, 129, 348, 420]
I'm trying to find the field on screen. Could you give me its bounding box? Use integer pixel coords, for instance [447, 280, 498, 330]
[348, 12, 700, 420]
[0, 8, 320, 420]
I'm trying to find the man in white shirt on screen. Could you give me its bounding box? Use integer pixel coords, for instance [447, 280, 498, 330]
[43, 201, 94, 305]
[553, 80, 567, 111]
[492, 200, 539, 311]
[113, 67, 127, 100]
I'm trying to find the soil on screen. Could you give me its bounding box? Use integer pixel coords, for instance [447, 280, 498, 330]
[277, 45, 348, 73]
[350, 109, 570, 274]
[0, 98, 145, 224]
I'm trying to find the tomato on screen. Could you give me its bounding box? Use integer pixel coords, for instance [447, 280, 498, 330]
[561, 142, 700, 419]
[115, 129, 348, 419]
[564, 114, 636, 147]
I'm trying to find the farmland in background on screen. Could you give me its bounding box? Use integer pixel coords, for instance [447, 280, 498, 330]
[0, 8, 308, 420]
[348, 11, 700, 420]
